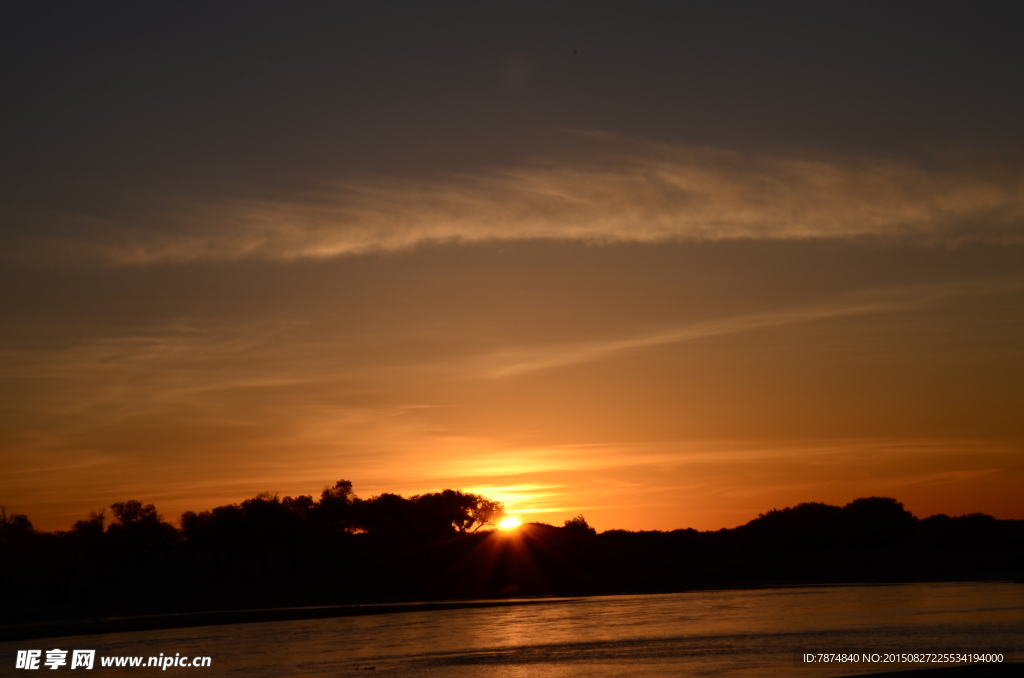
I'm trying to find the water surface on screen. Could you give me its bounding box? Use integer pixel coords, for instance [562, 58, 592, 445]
[3, 582, 1021, 677]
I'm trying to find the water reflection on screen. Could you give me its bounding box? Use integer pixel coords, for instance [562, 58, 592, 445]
[2, 582, 1020, 677]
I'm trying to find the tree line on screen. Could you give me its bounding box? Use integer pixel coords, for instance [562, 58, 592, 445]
[15, 482, 503, 547]
[2, 485, 1021, 628]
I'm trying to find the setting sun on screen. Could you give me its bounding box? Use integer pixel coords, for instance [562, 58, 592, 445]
[498, 516, 522, 531]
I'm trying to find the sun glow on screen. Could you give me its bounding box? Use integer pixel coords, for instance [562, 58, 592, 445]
[498, 516, 522, 530]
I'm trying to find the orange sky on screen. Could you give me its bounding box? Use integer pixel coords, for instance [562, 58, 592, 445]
[3, 238, 1022, 531]
[2, 5, 1023, 532]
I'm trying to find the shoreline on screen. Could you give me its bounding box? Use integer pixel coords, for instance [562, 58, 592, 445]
[0, 597, 575, 643]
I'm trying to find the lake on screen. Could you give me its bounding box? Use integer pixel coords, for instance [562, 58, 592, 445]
[3, 582, 1021, 677]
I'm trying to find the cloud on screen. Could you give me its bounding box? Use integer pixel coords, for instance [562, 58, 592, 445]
[10, 141, 1024, 265]
[475, 277, 1024, 378]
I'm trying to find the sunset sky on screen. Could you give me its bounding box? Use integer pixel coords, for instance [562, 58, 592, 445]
[2, 3, 1023, 532]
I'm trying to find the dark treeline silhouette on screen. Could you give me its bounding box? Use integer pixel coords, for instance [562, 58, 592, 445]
[2, 486, 1021, 628]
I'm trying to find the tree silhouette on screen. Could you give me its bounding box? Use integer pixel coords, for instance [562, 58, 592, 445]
[107, 500, 178, 550]
[562, 515, 597, 536]
[0, 505, 34, 542]
[358, 493, 423, 540]
[110, 500, 160, 526]
[413, 489, 504, 534]
[71, 510, 106, 538]
[317, 480, 357, 532]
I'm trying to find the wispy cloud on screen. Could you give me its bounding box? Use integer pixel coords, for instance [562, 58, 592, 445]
[478, 277, 1024, 378]
[12, 141, 1024, 265]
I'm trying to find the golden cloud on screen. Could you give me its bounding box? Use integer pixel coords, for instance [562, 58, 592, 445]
[14, 143, 1024, 265]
